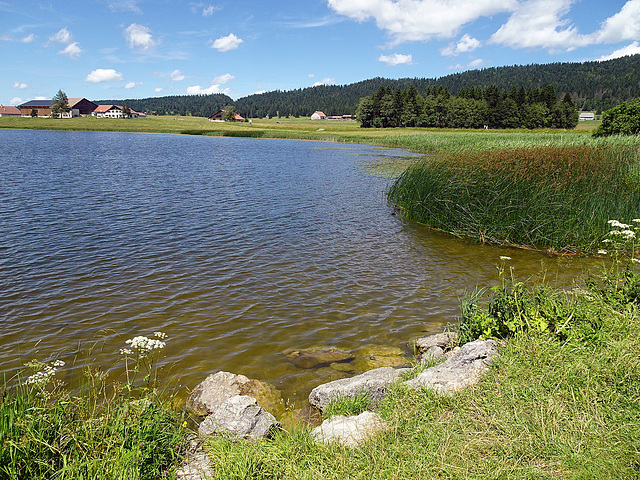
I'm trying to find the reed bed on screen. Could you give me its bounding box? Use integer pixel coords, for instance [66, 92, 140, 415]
[388, 144, 640, 253]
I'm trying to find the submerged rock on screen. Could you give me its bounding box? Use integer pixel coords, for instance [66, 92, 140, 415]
[198, 394, 281, 442]
[279, 405, 323, 431]
[353, 345, 410, 371]
[404, 339, 499, 394]
[283, 347, 355, 369]
[311, 411, 387, 447]
[308, 366, 408, 412]
[186, 371, 284, 418]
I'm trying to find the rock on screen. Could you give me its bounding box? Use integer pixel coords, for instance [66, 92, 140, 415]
[353, 345, 410, 371]
[198, 395, 280, 442]
[186, 371, 284, 418]
[174, 452, 214, 480]
[283, 348, 355, 369]
[308, 366, 408, 412]
[311, 411, 386, 447]
[420, 345, 445, 363]
[404, 339, 499, 394]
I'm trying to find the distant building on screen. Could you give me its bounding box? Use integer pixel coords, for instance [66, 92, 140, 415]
[310, 111, 326, 120]
[18, 98, 99, 117]
[92, 105, 145, 118]
[579, 112, 595, 121]
[209, 109, 245, 122]
[327, 115, 355, 120]
[68, 98, 98, 116]
[18, 99, 53, 117]
[0, 105, 21, 117]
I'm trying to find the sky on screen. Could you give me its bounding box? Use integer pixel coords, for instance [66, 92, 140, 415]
[2, 0, 640, 105]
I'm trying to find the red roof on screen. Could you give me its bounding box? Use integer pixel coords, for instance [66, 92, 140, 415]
[94, 104, 121, 113]
[0, 105, 21, 115]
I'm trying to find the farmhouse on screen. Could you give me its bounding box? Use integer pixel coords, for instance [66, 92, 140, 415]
[0, 105, 21, 117]
[209, 109, 245, 122]
[92, 105, 145, 118]
[18, 100, 54, 117]
[310, 111, 326, 120]
[579, 112, 595, 121]
[18, 98, 98, 117]
[68, 98, 98, 116]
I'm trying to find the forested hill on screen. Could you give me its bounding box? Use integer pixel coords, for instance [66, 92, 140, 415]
[101, 55, 640, 118]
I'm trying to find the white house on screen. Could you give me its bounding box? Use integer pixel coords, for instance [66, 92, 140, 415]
[311, 111, 326, 120]
[579, 112, 595, 121]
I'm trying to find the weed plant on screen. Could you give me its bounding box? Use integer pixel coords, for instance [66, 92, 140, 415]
[388, 144, 640, 253]
[0, 332, 187, 480]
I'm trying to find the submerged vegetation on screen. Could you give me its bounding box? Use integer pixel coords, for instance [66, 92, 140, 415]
[388, 140, 640, 253]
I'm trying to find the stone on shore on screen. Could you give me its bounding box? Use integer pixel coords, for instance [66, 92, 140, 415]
[198, 394, 280, 442]
[308, 366, 408, 412]
[283, 347, 355, 369]
[186, 371, 284, 418]
[414, 331, 459, 363]
[404, 339, 498, 394]
[311, 411, 386, 447]
[174, 452, 214, 480]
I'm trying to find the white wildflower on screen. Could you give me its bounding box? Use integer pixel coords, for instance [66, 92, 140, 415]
[632, 219, 640, 223]
[153, 331, 167, 339]
[25, 360, 63, 388]
[602, 238, 613, 243]
[598, 249, 608, 255]
[500, 256, 511, 261]
[608, 230, 622, 236]
[119, 348, 133, 355]
[621, 230, 636, 239]
[633, 258, 640, 264]
[124, 335, 166, 357]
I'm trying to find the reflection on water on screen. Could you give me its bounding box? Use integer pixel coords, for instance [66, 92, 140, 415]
[0, 130, 595, 405]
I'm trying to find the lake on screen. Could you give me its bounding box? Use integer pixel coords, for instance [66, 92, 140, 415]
[0, 129, 592, 407]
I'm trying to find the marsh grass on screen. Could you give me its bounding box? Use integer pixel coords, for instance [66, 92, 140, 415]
[388, 144, 640, 253]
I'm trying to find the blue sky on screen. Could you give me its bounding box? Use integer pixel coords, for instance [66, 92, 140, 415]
[2, 0, 640, 104]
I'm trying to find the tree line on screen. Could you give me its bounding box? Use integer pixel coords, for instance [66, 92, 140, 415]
[356, 84, 579, 129]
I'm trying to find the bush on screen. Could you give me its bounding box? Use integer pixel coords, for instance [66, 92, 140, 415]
[593, 97, 640, 137]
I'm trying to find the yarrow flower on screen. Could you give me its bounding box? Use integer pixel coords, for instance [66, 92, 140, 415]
[607, 220, 631, 229]
[25, 360, 65, 388]
[122, 332, 167, 358]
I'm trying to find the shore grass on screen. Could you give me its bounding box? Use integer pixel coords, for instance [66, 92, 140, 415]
[388, 142, 640, 254]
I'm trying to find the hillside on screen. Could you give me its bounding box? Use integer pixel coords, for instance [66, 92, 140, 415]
[102, 55, 640, 118]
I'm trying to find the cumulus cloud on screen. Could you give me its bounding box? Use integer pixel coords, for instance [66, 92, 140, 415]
[378, 53, 413, 66]
[155, 87, 163, 93]
[13, 81, 28, 89]
[213, 73, 235, 84]
[441, 34, 481, 56]
[598, 41, 640, 61]
[327, 0, 515, 44]
[595, 0, 640, 43]
[312, 77, 336, 87]
[187, 84, 230, 94]
[59, 42, 82, 58]
[124, 23, 156, 50]
[125, 81, 142, 89]
[169, 69, 186, 81]
[210, 33, 243, 52]
[10, 97, 23, 105]
[49, 27, 72, 44]
[85, 68, 124, 83]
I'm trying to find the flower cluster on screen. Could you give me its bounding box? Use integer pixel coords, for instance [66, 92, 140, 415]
[600, 218, 640, 258]
[121, 332, 167, 358]
[25, 360, 65, 388]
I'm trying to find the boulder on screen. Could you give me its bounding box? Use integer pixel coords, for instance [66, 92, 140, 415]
[186, 371, 284, 418]
[353, 345, 410, 371]
[309, 366, 408, 412]
[404, 339, 498, 394]
[174, 452, 214, 480]
[415, 332, 458, 363]
[311, 411, 386, 447]
[283, 348, 355, 369]
[198, 395, 280, 442]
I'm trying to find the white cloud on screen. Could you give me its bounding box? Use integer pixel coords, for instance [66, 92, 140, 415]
[312, 77, 336, 87]
[213, 73, 235, 84]
[59, 42, 82, 58]
[441, 34, 481, 56]
[598, 41, 640, 61]
[49, 27, 72, 44]
[169, 69, 186, 81]
[254, 90, 267, 95]
[85, 68, 124, 83]
[109, 1, 142, 13]
[210, 33, 243, 52]
[21, 34, 36, 43]
[378, 53, 413, 66]
[490, 0, 590, 51]
[327, 0, 516, 44]
[187, 84, 230, 94]
[595, 0, 640, 43]
[10, 97, 23, 105]
[13, 81, 28, 89]
[202, 4, 217, 16]
[448, 58, 486, 70]
[125, 81, 142, 89]
[124, 23, 156, 50]
[155, 87, 163, 93]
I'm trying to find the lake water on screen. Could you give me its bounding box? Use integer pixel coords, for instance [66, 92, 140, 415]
[0, 130, 593, 409]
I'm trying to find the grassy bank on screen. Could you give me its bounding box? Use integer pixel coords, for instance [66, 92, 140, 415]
[388, 141, 640, 254]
